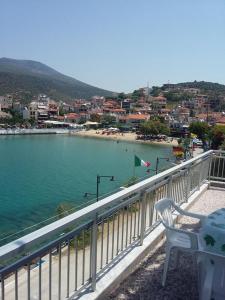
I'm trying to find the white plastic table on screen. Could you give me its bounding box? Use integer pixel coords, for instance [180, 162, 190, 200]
[199, 208, 225, 299]
[200, 208, 225, 255]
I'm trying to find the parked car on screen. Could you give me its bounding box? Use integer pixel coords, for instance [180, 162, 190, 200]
[193, 138, 203, 146]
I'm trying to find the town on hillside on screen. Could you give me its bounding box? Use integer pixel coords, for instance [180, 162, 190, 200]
[1, 83, 225, 153]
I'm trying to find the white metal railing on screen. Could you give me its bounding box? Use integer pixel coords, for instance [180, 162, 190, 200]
[209, 150, 225, 182]
[0, 150, 216, 299]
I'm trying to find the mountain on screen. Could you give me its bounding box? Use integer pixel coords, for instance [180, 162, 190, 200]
[0, 58, 115, 101]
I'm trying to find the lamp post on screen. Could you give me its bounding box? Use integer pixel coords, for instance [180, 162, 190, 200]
[155, 157, 170, 174]
[96, 175, 114, 202]
[84, 175, 115, 202]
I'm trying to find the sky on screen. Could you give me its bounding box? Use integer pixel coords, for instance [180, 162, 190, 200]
[0, 0, 225, 93]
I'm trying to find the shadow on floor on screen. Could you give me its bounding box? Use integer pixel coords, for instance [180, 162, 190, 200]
[106, 225, 199, 300]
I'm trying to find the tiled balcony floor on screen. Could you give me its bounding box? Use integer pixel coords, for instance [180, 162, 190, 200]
[105, 187, 225, 300]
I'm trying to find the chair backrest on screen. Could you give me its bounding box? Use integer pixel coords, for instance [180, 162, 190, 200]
[155, 198, 175, 228]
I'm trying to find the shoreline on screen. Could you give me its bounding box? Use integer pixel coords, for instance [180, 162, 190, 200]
[72, 129, 178, 146]
[0, 128, 72, 135]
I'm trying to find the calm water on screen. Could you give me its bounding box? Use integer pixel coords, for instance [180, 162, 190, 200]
[0, 135, 173, 241]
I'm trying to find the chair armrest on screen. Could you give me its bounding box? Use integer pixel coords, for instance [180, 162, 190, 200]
[167, 226, 199, 250]
[173, 203, 206, 223]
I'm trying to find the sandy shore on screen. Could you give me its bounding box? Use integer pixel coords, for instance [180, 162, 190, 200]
[72, 129, 178, 146]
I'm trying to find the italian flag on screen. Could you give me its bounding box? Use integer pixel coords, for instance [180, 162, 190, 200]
[134, 155, 151, 167]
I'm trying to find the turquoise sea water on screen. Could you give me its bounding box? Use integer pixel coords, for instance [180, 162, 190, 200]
[0, 135, 173, 242]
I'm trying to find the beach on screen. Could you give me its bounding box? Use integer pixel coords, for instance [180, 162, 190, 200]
[72, 129, 178, 146]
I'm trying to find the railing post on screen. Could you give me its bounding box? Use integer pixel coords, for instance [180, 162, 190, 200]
[208, 153, 213, 188]
[167, 175, 173, 198]
[198, 161, 204, 190]
[139, 191, 147, 246]
[91, 214, 98, 291]
[184, 167, 191, 202]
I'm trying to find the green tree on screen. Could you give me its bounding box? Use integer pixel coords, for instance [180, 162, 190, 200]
[90, 113, 101, 123]
[101, 114, 116, 126]
[117, 92, 126, 101]
[123, 176, 139, 187]
[55, 202, 76, 237]
[56, 202, 75, 219]
[164, 91, 192, 102]
[190, 109, 195, 117]
[150, 115, 166, 123]
[139, 120, 170, 136]
[29, 117, 36, 126]
[211, 126, 225, 150]
[5, 110, 24, 125]
[220, 140, 225, 151]
[131, 89, 143, 101]
[59, 108, 65, 116]
[150, 86, 161, 97]
[55, 202, 92, 249]
[189, 121, 210, 141]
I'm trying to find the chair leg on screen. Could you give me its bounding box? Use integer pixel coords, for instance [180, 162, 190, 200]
[172, 248, 180, 269]
[162, 245, 171, 287]
[199, 261, 214, 300]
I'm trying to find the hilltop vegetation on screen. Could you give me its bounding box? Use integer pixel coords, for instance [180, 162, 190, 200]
[162, 81, 225, 93]
[151, 81, 225, 100]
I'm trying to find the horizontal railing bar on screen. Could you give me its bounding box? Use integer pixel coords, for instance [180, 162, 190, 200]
[209, 176, 225, 180]
[0, 220, 93, 276]
[190, 157, 210, 167]
[145, 178, 169, 193]
[98, 194, 140, 221]
[213, 150, 225, 154]
[0, 150, 213, 261]
[171, 169, 187, 180]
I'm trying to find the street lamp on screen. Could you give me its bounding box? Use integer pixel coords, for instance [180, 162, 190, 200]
[84, 175, 115, 202]
[96, 175, 114, 202]
[155, 157, 170, 174]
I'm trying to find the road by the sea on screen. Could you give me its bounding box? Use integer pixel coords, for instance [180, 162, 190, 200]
[0, 135, 173, 243]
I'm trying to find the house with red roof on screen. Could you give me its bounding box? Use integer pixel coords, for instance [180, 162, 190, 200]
[119, 114, 149, 128]
[151, 96, 167, 111]
[64, 113, 80, 123]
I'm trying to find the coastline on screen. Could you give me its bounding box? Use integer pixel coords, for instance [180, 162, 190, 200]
[72, 129, 178, 146]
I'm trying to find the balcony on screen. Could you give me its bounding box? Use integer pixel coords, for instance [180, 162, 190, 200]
[0, 150, 224, 300]
[107, 188, 225, 300]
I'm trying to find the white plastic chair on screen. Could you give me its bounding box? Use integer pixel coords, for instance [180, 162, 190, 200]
[155, 198, 206, 286]
[196, 250, 225, 300]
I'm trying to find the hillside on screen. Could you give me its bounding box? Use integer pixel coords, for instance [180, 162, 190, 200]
[162, 81, 225, 93]
[0, 58, 115, 101]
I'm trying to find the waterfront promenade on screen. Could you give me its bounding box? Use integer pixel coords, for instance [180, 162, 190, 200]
[0, 128, 76, 135]
[0, 128, 178, 148]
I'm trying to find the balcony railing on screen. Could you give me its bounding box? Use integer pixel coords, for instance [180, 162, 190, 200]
[209, 150, 225, 182]
[0, 150, 223, 299]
